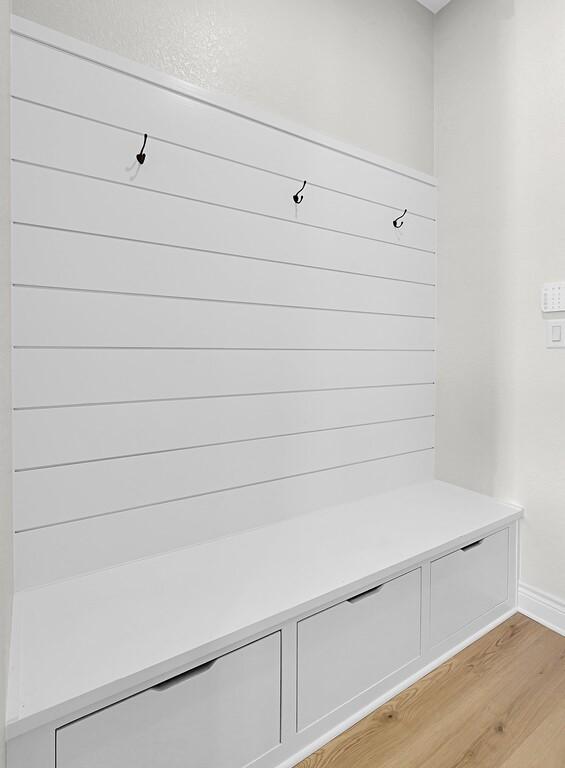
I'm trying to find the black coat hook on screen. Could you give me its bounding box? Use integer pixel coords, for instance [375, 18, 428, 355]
[393, 209, 407, 228]
[293, 180, 307, 204]
[136, 133, 148, 165]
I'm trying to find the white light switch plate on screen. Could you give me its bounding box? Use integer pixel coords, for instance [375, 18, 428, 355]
[542, 282, 565, 312]
[546, 319, 565, 348]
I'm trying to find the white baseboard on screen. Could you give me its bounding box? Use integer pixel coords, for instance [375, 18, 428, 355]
[518, 582, 565, 636]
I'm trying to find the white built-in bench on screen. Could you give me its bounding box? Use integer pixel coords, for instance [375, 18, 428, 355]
[7, 481, 522, 768]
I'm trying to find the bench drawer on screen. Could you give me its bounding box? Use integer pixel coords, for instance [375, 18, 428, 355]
[56, 632, 281, 768]
[430, 528, 509, 646]
[297, 568, 421, 730]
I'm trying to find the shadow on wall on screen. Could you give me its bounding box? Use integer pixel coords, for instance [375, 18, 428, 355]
[435, 0, 565, 600]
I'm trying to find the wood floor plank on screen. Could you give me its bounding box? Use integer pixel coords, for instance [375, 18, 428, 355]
[297, 615, 565, 768]
[415, 623, 565, 768]
[499, 699, 565, 768]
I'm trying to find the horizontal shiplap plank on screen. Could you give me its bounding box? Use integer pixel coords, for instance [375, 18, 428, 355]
[12, 35, 436, 219]
[14, 384, 435, 468]
[12, 164, 434, 281]
[12, 100, 435, 251]
[13, 287, 434, 349]
[15, 417, 434, 530]
[13, 349, 435, 408]
[15, 451, 434, 588]
[13, 221, 435, 288]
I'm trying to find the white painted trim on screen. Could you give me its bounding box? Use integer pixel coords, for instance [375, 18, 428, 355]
[10, 15, 436, 189]
[275, 607, 518, 768]
[518, 583, 565, 637]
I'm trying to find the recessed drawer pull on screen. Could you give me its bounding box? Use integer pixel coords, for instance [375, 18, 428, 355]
[347, 584, 384, 604]
[153, 659, 216, 691]
[461, 538, 485, 553]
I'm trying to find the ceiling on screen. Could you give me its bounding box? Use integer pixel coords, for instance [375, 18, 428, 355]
[416, 0, 452, 12]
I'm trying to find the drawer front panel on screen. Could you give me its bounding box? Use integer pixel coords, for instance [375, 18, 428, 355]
[297, 568, 421, 731]
[430, 528, 509, 646]
[56, 633, 281, 768]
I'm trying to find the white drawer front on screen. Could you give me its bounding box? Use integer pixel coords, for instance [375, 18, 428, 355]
[56, 633, 281, 768]
[297, 569, 421, 730]
[430, 528, 509, 646]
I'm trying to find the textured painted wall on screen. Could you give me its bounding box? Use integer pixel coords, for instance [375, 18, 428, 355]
[436, 0, 565, 602]
[0, 0, 12, 762]
[12, 0, 434, 174]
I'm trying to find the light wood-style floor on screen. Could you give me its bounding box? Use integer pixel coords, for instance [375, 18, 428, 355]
[297, 614, 565, 768]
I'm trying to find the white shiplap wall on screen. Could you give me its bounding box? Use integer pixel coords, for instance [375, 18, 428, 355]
[11, 19, 436, 588]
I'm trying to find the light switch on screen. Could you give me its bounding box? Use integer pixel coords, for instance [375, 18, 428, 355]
[546, 320, 565, 348]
